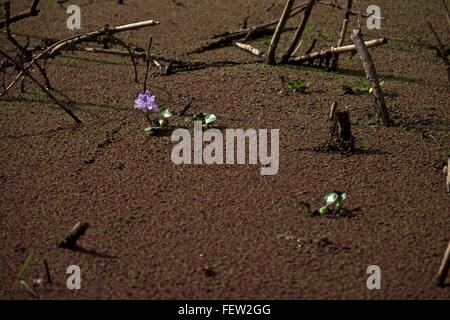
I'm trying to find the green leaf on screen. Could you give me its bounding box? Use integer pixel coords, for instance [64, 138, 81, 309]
[204, 113, 217, 125]
[288, 81, 308, 92]
[335, 191, 347, 201]
[319, 206, 330, 216]
[357, 80, 371, 93]
[159, 107, 172, 119]
[158, 118, 169, 128]
[192, 112, 206, 122]
[324, 193, 338, 205]
[299, 201, 311, 210]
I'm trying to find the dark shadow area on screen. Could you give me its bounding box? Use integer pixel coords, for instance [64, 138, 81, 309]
[71, 245, 117, 259]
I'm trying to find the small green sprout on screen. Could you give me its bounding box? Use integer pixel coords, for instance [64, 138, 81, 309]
[342, 80, 385, 95]
[300, 191, 350, 217]
[187, 112, 217, 128]
[144, 107, 173, 134]
[288, 81, 310, 93]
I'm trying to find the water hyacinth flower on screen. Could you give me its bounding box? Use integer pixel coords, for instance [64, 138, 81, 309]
[134, 90, 158, 113]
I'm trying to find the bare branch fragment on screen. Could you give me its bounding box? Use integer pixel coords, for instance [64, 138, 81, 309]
[351, 28, 391, 126]
[282, 0, 315, 63]
[267, 0, 296, 64]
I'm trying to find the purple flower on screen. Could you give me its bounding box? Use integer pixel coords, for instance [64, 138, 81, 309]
[134, 90, 158, 113]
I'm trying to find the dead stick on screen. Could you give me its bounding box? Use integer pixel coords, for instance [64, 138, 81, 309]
[330, 0, 353, 70]
[49, 20, 160, 56]
[3, 1, 51, 90]
[267, 0, 296, 65]
[426, 21, 450, 86]
[178, 100, 193, 116]
[43, 259, 52, 284]
[58, 222, 90, 249]
[329, 101, 337, 121]
[443, 0, 450, 31]
[6, 20, 160, 91]
[317, 0, 371, 17]
[305, 38, 317, 54]
[235, 42, 264, 57]
[437, 241, 450, 287]
[216, 2, 307, 40]
[351, 27, 391, 126]
[0, 0, 40, 29]
[291, 37, 387, 63]
[244, 4, 307, 42]
[0, 48, 82, 124]
[109, 35, 139, 83]
[282, 0, 315, 63]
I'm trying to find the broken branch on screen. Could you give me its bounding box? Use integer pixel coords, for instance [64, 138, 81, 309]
[0, 0, 40, 29]
[235, 42, 265, 57]
[290, 37, 387, 63]
[0, 48, 82, 124]
[426, 21, 450, 86]
[330, 0, 353, 70]
[437, 241, 450, 287]
[58, 222, 90, 249]
[267, 0, 296, 64]
[282, 0, 315, 63]
[351, 27, 391, 126]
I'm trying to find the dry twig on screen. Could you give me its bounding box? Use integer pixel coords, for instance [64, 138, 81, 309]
[282, 0, 315, 63]
[330, 0, 353, 70]
[426, 21, 450, 86]
[0, 0, 40, 29]
[437, 241, 450, 287]
[351, 27, 391, 126]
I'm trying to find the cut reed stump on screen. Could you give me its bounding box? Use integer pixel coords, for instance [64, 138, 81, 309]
[329, 101, 355, 153]
[351, 27, 391, 126]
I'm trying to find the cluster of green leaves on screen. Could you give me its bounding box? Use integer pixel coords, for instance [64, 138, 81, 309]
[288, 81, 310, 93]
[186, 112, 217, 128]
[300, 191, 349, 217]
[144, 107, 173, 134]
[342, 80, 385, 95]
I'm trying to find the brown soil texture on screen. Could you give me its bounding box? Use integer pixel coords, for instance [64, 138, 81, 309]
[1, 0, 449, 299]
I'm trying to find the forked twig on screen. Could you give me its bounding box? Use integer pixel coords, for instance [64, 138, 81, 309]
[0, 0, 40, 29]
[0, 48, 82, 124]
